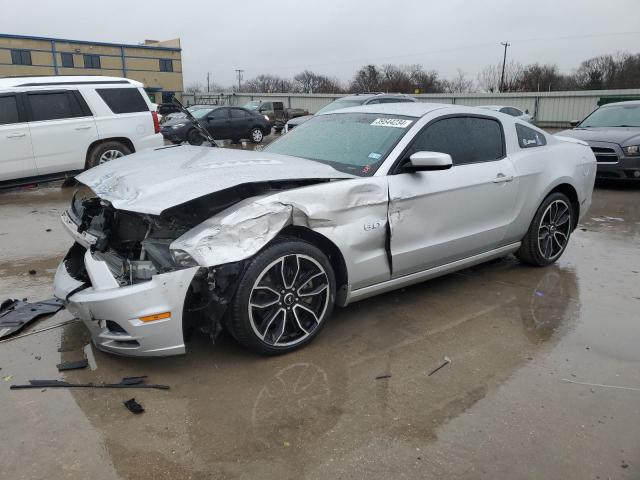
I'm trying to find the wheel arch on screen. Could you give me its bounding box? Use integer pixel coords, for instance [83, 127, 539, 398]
[85, 137, 135, 168]
[546, 182, 580, 229]
[280, 225, 349, 306]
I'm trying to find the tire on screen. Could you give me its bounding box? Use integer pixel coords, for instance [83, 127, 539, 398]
[187, 128, 204, 146]
[227, 238, 335, 355]
[250, 127, 264, 144]
[86, 141, 132, 169]
[516, 192, 573, 267]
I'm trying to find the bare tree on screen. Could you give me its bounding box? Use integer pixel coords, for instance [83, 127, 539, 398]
[293, 70, 342, 93]
[477, 62, 523, 92]
[185, 82, 205, 94]
[240, 74, 293, 93]
[442, 69, 474, 93]
[349, 64, 382, 93]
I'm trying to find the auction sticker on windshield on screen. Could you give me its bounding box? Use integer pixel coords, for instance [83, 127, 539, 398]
[371, 118, 413, 128]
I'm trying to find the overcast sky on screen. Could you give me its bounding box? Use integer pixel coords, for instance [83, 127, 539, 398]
[2, 0, 640, 88]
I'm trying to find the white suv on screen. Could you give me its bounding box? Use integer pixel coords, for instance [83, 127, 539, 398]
[0, 76, 163, 186]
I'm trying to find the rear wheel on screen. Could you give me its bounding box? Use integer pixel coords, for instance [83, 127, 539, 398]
[227, 239, 335, 355]
[86, 141, 131, 169]
[516, 192, 573, 266]
[187, 129, 204, 146]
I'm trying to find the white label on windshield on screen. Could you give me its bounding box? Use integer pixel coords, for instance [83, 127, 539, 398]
[371, 118, 413, 128]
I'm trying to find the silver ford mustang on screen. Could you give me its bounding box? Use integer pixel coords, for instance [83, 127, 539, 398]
[53, 103, 596, 357]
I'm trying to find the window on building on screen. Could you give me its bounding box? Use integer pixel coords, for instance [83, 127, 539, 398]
[11, 49, 32, 66]
[61, 52, 74, 68]
[406, 116, 504, 165]
[0, 95, 20, 125]
[83, 54, 101, 69]
[159, 59, 173, 72]
[96, 88, 149, 114]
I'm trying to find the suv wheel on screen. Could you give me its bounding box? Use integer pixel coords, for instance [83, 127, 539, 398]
[516, 192, 573, 266]
[250, 127, 264, 144]
[87, 141, 132, 169]
[227, 239, 335, 355]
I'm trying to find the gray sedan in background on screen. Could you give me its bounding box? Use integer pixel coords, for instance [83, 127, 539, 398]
[558, 100, 640, 180]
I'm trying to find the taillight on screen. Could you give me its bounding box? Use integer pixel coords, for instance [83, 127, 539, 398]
[152, 111, 160, 134]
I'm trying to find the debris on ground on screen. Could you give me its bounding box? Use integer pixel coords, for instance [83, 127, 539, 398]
[375, 374, 392, 380]
[28, 270, 36, 275]
[56, 359, 89, 371]
[0, 298, 64, 339]
[10, 376, 170, 390]
[123, 398, 144, 414]
[428, 356, 452, 376]
[0, 318, 79, 344]
[562, 378, 640, 392]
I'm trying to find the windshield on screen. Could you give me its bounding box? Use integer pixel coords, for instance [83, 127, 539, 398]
[244, 101, 260, 110]
[316, 98, 365, 115]
[580, 104, 640, 128]
[265, 113, 415, 176]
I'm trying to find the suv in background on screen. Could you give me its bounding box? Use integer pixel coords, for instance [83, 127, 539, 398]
[0, 76, 162, 187]
[283, 93, 416, 132]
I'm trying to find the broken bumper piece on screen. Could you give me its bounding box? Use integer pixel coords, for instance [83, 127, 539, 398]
[54, 249, 199, 357]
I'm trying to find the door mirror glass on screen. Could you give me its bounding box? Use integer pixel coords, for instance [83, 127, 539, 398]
[406, 151, 453, 172]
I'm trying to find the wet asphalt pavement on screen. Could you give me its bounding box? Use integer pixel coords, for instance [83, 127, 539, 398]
[0, 167, 639, 479]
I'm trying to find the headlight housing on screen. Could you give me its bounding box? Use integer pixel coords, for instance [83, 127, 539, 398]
[171, 123, 186, 129]
[171, 249, 199, 267]
[263, 115, 270, 121]
[623, 145, 639, 156]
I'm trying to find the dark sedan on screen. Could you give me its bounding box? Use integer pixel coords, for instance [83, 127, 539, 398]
[161, 106, 272, 145]
[559, 100, 640, 180]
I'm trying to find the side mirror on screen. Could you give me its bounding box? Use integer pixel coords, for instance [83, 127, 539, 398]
[569, 120, 580, 128]
[258, 107, 266, 112]
[404, 151, 453, 172]
[525, 109, 530, 114]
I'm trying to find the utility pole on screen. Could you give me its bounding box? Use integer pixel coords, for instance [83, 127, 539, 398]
[235, 69, 244, 91]
[207, 72, 210, 92]
[499, 41, 510, 93]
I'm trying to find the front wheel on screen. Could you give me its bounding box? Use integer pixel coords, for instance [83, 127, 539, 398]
[187, 129, 204, 146]
[250, 127, 264, 144]
[227, 239, 335, 355]
[516, 192, 573, 266]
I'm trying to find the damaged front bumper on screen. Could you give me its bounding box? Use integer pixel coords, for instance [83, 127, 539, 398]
[54, 247, 199, 357]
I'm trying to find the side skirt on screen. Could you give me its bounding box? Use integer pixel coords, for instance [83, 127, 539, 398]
[344, 242, 521, 305]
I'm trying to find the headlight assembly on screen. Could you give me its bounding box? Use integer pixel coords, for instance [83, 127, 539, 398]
[623, 145, 639, 156]
[171, 249, 199, 267]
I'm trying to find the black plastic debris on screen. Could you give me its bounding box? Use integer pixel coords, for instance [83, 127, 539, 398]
[428, 356, 452, 376]
[57, 359, 89, 371]
[123, 398, 144, 414]
[0, 298, 64, 339]
[10, 376, 169, 390]
[375, 374, 392, 380]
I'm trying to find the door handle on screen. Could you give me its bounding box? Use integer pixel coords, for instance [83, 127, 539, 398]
[75, 125, 92, 130]
[493, 174, 514, 183]
[7, 132, 26, 138]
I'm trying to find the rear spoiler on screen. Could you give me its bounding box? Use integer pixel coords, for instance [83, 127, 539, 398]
[554, 135, 589, 146]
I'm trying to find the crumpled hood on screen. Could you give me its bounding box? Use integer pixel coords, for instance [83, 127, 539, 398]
[76, 145, 353, 215]
[557, 127, 640, 146]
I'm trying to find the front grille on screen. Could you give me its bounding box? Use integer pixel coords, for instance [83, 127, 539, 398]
[591, 147, 618, 163]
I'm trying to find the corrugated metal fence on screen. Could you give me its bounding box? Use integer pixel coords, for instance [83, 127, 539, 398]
[182, 89, 640, 127]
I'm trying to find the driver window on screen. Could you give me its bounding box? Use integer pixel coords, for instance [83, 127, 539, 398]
[404, 116, 504, 166]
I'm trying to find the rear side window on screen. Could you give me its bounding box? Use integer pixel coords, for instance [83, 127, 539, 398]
[273, 102, 284, 110]
[407, 116, 504, 165]
[27, 91, 87, 121]
[96, 88, 149, 114]
[0, 96, 20, 125]
[516, 124, 547, 148]
[208, 109, 229, 120]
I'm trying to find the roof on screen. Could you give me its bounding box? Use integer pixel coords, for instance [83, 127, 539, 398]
[316, 102, 453, 117]
[0, 76, 143, 89]
[342, 93, 414, 101]
[0, 33, 181, 51]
